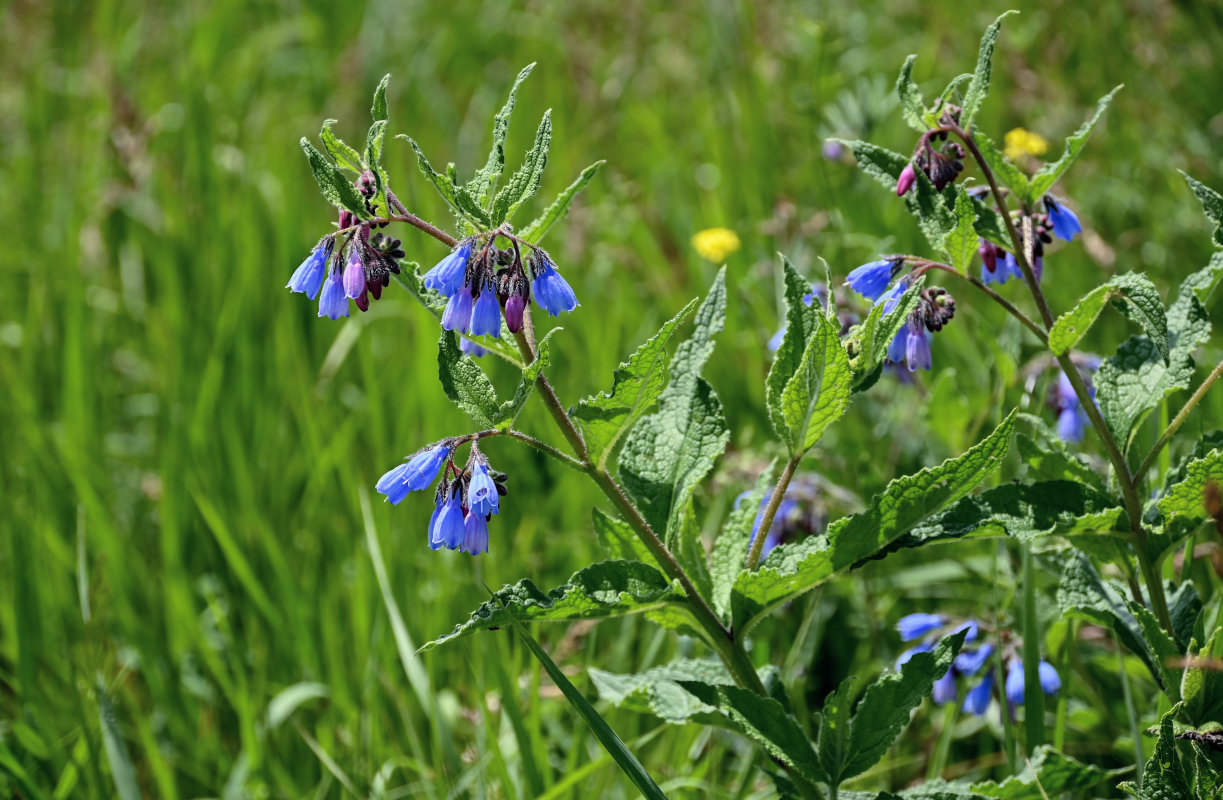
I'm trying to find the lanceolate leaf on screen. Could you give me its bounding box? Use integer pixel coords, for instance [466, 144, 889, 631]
[419, 560, 685, 651]
[941, 189, 979, 272]
[1182, 171, 1223, 249]
[370, 73, 390, 122]
[492, 110, 552, 224]
[1096, 251, 1222, 449]
[300, 138, 370, 218]
[471, 62, 536, 206]
[365, 120, 388, 174]
[572, 298, 700, 469]
[678, 681, 828, 784]
[837, 630, 967, 783]
[731, 410, 1017, 633]
[960, 11, 1016, 132]
[320, 120, 363, 173]
[520, 160, 606, 244]
[398, 135, 492, 227]
[620, 270, 730, 542]
[437, 330, 500, 429]
[896, 55, 928, 133]
[496, 330, 557, 430]
[1049, 272, 1168, 360]
[767, 257, 823, 441]
[1027, 86, 1122, 203]
[779, 313, 852, 453]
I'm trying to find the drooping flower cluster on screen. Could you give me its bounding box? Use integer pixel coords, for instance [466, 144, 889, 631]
[895, 614, 1060, 716]
[741, 473, 826, 559]
[845, 260, 956, 372]
[375, 440, 508, 555]
[423, 237, 578, 339]
[978, 196, 1082, 287]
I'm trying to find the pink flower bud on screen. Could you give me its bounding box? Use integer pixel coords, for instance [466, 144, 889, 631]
[343, 251, 366, 299]
[504, 294, 525, 333]
[897, 163, 916, 197]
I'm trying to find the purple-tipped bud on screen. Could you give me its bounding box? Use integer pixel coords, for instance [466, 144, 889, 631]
[354, 287, 370, 312]
[344, 250, 366, 299]
[979, 239, 998, 274]
[897, 163, 916, 197]
[356, 171, 377, 199]
[505, 294, 525, 333]
[339, 210, 354, 229]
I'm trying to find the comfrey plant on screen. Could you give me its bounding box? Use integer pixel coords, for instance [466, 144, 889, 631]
[291, 18, 1223, 798]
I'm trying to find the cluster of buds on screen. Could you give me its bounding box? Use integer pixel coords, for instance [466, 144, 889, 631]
[979, 196, 1083, 287]
[375, 439, 508, 555]
[897, 108, 968, 196]
[895, 613, 1060, 717]
[423, 234, 578, 341]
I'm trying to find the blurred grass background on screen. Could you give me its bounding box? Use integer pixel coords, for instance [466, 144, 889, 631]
[3, 0, 1223, 797]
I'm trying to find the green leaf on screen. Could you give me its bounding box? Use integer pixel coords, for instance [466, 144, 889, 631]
[960, 11, 1017, 132]
[499, 600, 669, 800]
[816, 677, 855, 789]
[1016, 421, 1107, 493]
[678, 681, 827, 784]
[300, 138, 369, 218]
[492, 110, 552, 224]
[847, 277, 924, 390]
[398, 134, 491, 227]
[1057, 552, 1171, 691]
[973, 131, 1029, 200]
[365, 120, 387, 174]
[572, 299, 699, 470]
[1183, 171, 1223, 249]
[592, 507, 658, 566]
[838, 630, 967, 783]
[419, 560, 685, 652]
[780, 313, 852, 453]
[1049, 272, 1168, 360]
[731, 410, 1017, 633]
[941, 189, 979, 272]
[1130, 600, 1183, 703]
[370, 73, 390, 122]
[97, 677, 142, 800]
[590, 657, 752, 727]
[437, 330, 500, 429]
[767, 257, 823, 440]
[1160, 448, 1223, 526]
[471, 63, 536, 207]
[1027, 86, 1122, 203]
[320, 120, 363, 173]
[971, 745, 1126, 799]
[520, 160, 606, 244]
[620, 269, 729, 543]
[710, 470, 772, 619]
[1120, 705, 1191, 799]
[841, 139, 957, 250]
[896, 55, 928, 133]
[1096, 251, 1222, 449]
[494, 330, 556, 430]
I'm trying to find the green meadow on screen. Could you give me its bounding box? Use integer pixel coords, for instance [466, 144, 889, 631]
[4, 1, 1223, 797]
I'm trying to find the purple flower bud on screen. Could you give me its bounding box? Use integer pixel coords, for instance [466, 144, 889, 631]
[354, 287, 370, 312]
[338, 210, 354, 229]
[343, 250, 366, 299]
[897, 163, 916, 197]
[505, 294, 525, 333]
[979, 239, 998, 275]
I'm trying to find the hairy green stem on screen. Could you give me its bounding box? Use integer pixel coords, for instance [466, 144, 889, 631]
[955, 125, 1174, 633]
[745, 454, 802, 571]
[1135, 357, 1223, 481]
[469, 428, 587, 471]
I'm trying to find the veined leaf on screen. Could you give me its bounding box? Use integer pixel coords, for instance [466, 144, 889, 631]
[620, 270, 729, 544]
[398, 135, 491, 227]
[365, 120, 387, 174]
[592, 507, 658, 566]
[1016, 420, 1108, 493]
[1096, 251, 1222, 449]
[1027, 86, 1122, 203]
[1160, 448, 1223, 525]
[496, 329, 557, 430]
[419, 560, 686, 652]
[370, 73, 390, 122]
[1119, 705, 1190, 798]
[1182, 171, 1223, 249]
[731, 410, 1017, 633]
[300, 138, 369, 218]
[896, 55, 927, 133]
[678, 681, 827, 784]
[847, 277, 924, 391]
[492, 110, 552, 224]
[471, 63, 536, 206]
[971, 745, 1126, 799]
[1049, 272, 1168, 360]
[974, 131, 1029, 200]
[960, 11, 1017, 132]
[941, 188, 979, 272]
[437, 330, 500, 429]
[779, 313, 852, 453]
[842, 139, 958, 250]
[589, 657, 763, 727]
[767, 257, 823, 441]
[320, 120, 363, 173]
[572, 298, 699, 469]
[520, 160, 606, 244]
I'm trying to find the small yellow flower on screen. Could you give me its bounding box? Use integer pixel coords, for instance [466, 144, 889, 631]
[691, 228, 741, 263]
[1003, 127, 1049, 161]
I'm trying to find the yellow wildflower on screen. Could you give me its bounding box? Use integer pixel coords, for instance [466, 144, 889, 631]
[691, 228, 741, 263]
[1003, 127, 1049, 161]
